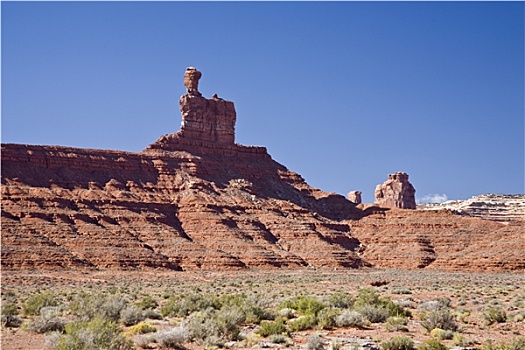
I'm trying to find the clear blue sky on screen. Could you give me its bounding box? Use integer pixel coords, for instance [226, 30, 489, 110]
[2, 2, 524, 203]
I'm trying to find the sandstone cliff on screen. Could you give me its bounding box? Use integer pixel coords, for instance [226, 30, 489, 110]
[418, 194, 525, 223]
[348, 205, 524, 272]
[2, 68, 523, 272]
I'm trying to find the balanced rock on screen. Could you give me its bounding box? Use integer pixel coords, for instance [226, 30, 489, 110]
[347, 191, 362, 204]
[183, 66, 202, 97]
[374, 172, 416, 209]
[146, 67, 237, 152]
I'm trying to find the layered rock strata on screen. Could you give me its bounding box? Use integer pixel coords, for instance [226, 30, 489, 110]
[2, 68, 523, 272]
[1, 143, 364, 270]
[374, 172, 416, 209]
[418, 194, 525, 222]
[1, 68, 364, 270]
[348, 205, 524, 272]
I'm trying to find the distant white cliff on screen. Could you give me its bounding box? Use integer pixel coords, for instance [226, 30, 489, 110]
[418, 194, 525, 222]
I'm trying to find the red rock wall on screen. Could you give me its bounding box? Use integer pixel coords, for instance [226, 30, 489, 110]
[1, 142, 365, 270]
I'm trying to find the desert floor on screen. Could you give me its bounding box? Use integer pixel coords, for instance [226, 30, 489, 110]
[2, 268, 524, 349]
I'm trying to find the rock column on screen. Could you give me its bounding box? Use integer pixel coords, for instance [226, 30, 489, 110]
[178, 67, 236, 144]
[374, 172, 416, 209]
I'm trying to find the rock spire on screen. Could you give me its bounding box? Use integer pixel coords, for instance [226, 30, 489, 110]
[183, 67, 202, 96]
[374, 172, 416, 209]
[146, 67, 237, 151]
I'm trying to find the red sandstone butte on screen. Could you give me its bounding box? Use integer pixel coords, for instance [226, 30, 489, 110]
[2, 68, 523, 272]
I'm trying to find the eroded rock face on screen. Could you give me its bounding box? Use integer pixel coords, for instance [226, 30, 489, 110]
[2, 68, 523, 272]
[374, 172, 416, 209]
[348, 205, 525, 272]
[1, 143, 364, 270]
[178, 94, 236, 144]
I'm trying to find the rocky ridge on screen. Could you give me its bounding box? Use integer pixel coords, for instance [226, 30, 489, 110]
[2, 68, 523, 272]
[418, 194, 525, 222]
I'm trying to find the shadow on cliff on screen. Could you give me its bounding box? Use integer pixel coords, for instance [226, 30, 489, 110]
[182, 145, 365, 221]
[1, 142, 365, 221]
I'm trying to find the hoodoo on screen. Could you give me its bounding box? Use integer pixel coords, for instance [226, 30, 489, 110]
[374, 172, 416, 209]
[145, 67, 252, 154]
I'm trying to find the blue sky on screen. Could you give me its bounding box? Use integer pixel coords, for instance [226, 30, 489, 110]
[2, 2, 524, 203]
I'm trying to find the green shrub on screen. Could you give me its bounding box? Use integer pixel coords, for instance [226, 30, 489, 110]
[23, 292, 60, 316]
[2, 301, 19, 317]
[185, 310, 220, 345]
[135, 295, 158, 310]
[355, 288, 411, 318]
[305, 334, 325, 350]
[120, 305, 144, 326]
[480, 339, 511, 350]
[143, 309, 162, 320]
[509, 337, 525, 350]
[355, 304, 389, 323]
[288, 315, 316, 332]
[316, 308, 340, 330]
[269, 334, 292, 344]
[212, 307, 245, 342]
[160, 293, 220, 317]
[417, 338, 447, 350]
[219, 293, 271, 324]
[172, 293, 271, 346]
[355, 288, 381, 306]
[1, 299, 21, 327]
[335, 310, 369, 328]
[484, 307, 507, 325]
[385, 316, 408, 332]
[124, 321, 157, 336]
[185, 307, 244, 346]
[430, 328, 454, 340]
[258, 317, 288, 337]
[452, 333, 470, 347]
[329, 292, 354, 309]
[435, 297, 451, 308]
[50, 317, 132, 350]
[419, 309, 457, 332]
[279, 295, 326, 316]
[69, 292, 126, 322]
[278, 307, 296, 319]
[156, 327, 189, 349]
[381, 336, 415, 350]
[29, 307, 67, 333]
